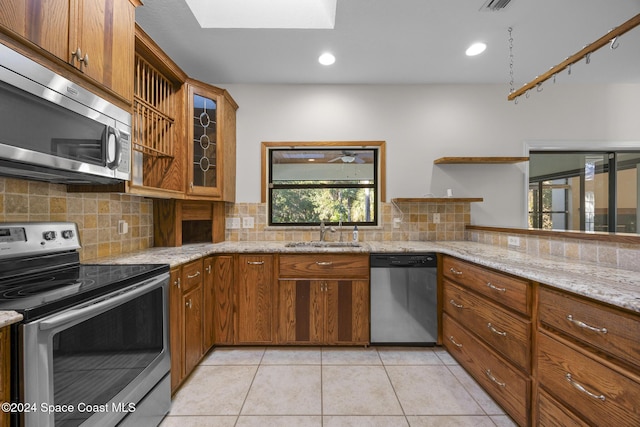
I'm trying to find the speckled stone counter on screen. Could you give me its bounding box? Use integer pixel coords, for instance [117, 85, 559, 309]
[94, 240, 640, 314]
[0, 311, 23, 328]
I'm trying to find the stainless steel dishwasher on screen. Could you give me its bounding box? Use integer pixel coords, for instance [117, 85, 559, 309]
[370, 253, 438, 345]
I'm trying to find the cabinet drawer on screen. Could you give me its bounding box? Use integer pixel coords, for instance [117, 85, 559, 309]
[443, 313, 530, 427]
[181, 259, 204, 292]
[278, 254, 369, 278]
[442, 256, 530, 316]
[537, 331, 640, 427]
[444, 279, 531, 372]
[539, 286, 640, 369]
[537, 390, 588, 427]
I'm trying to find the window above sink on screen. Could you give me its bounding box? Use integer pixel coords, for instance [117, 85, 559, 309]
[262, 141, 386, 227]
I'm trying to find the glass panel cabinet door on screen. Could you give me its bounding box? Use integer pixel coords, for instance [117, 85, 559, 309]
[189, 86, 221, 197]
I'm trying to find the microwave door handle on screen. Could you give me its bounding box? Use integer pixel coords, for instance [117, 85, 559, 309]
[106, 126, 122, 170]
[38, 274, 167, 331]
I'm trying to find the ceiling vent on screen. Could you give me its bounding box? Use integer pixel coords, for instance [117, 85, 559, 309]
[480, 0, 513, 11]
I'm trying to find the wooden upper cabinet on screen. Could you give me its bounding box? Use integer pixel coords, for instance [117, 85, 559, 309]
[0, 0, 139, 104]
[186, 79, 237, 201]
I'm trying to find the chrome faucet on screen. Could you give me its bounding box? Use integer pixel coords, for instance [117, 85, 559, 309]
[319, 220, 335, 241]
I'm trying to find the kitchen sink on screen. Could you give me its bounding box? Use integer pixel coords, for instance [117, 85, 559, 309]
[284, 241, 362, 248]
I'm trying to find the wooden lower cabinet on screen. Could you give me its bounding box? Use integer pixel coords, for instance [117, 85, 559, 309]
[237, 254, 274, 344]
[278, 279, 369, 345]
[169, 259, 205, 394]
[205, 255, 235, 346]
[443, 313, 530, 426]
[1, 326, 9, 427]
[537, 390, 588, 427]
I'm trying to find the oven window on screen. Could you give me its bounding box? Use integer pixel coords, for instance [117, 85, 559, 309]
[51, 287, 164, 425]
[0, 80, 108, 165]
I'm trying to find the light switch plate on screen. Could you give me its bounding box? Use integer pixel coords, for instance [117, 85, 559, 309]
[507, 236, 520, 247]
[242, 217, 255, 228]
[226, 217, 241, 229]
[433, 213, 440, 224]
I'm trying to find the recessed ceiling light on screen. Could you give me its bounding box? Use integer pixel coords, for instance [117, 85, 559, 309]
[318, 52, 336, 66]
[466, 42, 487, 56]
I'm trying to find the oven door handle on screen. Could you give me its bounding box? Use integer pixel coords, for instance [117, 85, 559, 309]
[38, 274, 168, 331]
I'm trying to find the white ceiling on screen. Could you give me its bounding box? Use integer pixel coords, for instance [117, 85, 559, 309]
[135, 0, 640, 87]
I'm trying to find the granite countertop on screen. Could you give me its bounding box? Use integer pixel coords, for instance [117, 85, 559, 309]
[93, 240, 640, 314]
[0, 310, 23, 328]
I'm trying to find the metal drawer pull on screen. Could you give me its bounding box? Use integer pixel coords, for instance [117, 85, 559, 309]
[449, 299, 464, 309]
[485, 369, 506, 388]
[247, 261, 265, 265]
[448, 336, 463, 348]
[486, 282, 507, 293]
[205, 265, 212, 273]
[565, 373, 606, 401]
[566, 315, 608, 334]
[315, 261, 333, 266]
[487, 323, 507, 337]
[174, 278, 181, 289]
[449, 267, 463, 276]
[186, 299, 192, 309]
[187, 271, 201, 279]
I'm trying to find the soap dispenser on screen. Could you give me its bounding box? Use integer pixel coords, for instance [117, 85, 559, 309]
[352, 225, 359, 242]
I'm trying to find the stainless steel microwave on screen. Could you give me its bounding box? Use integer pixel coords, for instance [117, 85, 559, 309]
[0, 43, 131, 185]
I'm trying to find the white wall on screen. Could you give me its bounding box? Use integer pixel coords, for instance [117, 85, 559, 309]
[223, 83, 640, 227]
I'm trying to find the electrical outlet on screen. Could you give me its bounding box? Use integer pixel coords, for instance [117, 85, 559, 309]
[226, 217, 241, 229]
[242, 216, 255, 229]
[433, 213, 440, 224]
[393, 218, 402, 228]
[117, 220, 128, 235]
[508, 236, 520, 247]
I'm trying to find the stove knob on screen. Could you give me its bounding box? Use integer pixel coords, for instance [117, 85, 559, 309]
[43, 231, 57, 241]
[62, 230, 74, 239]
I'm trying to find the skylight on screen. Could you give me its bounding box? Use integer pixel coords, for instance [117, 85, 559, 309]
[184, 0, 337, 29]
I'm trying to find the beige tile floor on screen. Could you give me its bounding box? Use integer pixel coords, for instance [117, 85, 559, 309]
[160, 346, 518, 427]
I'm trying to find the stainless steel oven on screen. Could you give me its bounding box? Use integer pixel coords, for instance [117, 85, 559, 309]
[0, 223, 170, 426]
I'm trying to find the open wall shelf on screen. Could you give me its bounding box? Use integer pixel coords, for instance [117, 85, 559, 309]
[434, 157, 529, 164]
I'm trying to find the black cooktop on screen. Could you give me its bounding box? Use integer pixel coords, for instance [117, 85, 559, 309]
[0, 262, 169, 322]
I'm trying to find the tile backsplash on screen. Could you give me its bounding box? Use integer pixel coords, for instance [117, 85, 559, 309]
[468, 228, 640, 272]
[225, 201, 472, 242]
[0, 177, 153, 261]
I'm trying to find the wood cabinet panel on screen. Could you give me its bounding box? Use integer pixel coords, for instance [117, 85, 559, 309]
[0, 0, 26, 36]
[168, 268, 182, 393]
[443, 279, 530, 372]
[237, 255, 274, 344]
[209, 255, 235, 345]
[443, 313, 530, 427]
[539, 285, 640, 369]
[182, 283, 202, 375]
[537, 330, 640, 427]
[277, 280, 324, 344]
[325, 279, 369, 344]
[278, 254, 369, 278]
[182, 259, 203, 292]
[537, 390, 588, 427]
[442, 255, 530, 315]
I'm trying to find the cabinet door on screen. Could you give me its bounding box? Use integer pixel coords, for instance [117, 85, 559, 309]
[187, 84, 221, 198]
[22, 0, 71, 61]
[237, 255, 274, 343]
[202, 256, 215, 351]
[278, 280, 324, 344]
[325, 280, 370, 344]
[0, 0, 27, 37]
[183, 283, 202, 375]
[168, 268, 182, 393]
[211, 255, 235, 345]
[79, 0, 136, 100]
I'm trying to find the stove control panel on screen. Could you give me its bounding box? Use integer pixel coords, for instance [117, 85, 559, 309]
[0, 222, 81, 258]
